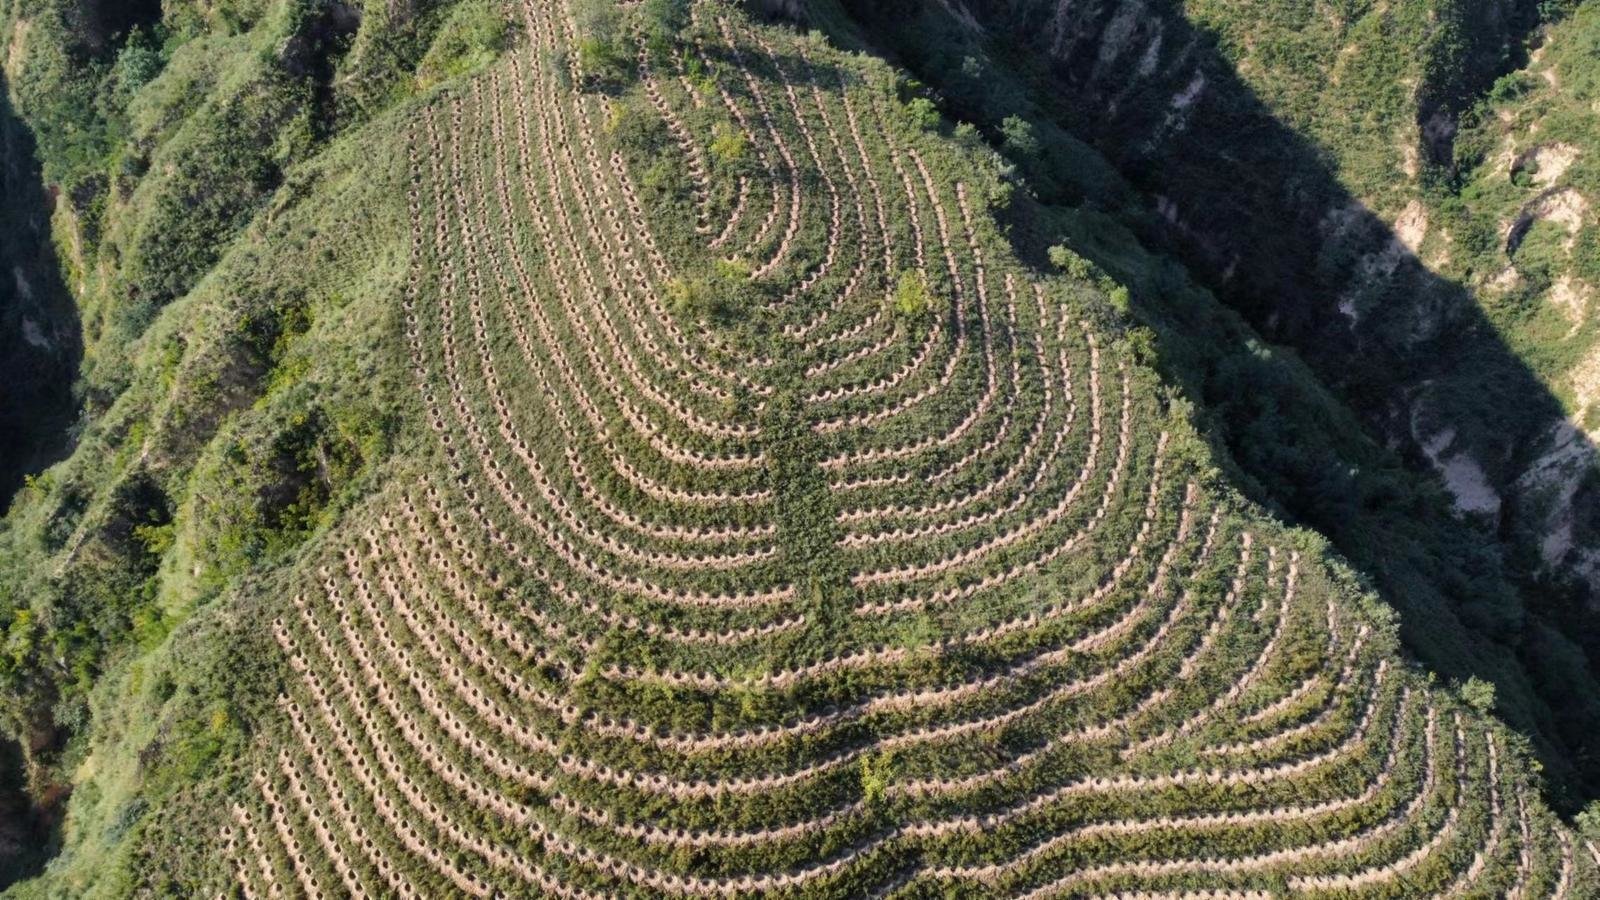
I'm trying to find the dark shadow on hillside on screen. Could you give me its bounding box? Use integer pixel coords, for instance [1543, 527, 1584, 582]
[70, 0, 163, 56]
[822, 0, 1600, 810]
[0, 735, 55, 889]
[694, 27, 851, 104]
[0, 77, 82, 515]
[0, 74, 76, 883]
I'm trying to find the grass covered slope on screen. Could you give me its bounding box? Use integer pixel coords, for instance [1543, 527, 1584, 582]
[184, 0, 1600, 895]
[0, 0, 507, 890]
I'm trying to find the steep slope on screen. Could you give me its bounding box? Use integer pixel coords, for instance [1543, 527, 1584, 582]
[826, 0, 1600, 807]
[4, 0, 1600, 895]
[0, 0, 504, 889]
[1447, 2, 1600, 576]
[0, 87, 77, 515]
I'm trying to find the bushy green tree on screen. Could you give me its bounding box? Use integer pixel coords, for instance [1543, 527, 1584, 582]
[710, 122, 748, 164]
[906, 96, 941, 130]
[641, 0, 692, 43]
[893, 270, 933, 318]
[112, 28, 165, 100]
[572, 0, 628, 80]
[1461, 676, 1497, 713]
[1000, 114, 1039, 160]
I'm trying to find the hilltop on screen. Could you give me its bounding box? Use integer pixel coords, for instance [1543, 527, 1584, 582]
[0, 0, 1597, 896]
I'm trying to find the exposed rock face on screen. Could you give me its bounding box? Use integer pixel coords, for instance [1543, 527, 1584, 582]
[1514, 141, 1580, 187]
[1548, 276, 1592, 327]
[1412, 413, 1502, 519]
[1395, 200, 1429, 254]
[1507, 186, 1589, 253]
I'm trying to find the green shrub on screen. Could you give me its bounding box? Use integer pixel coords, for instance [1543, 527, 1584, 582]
[905, 96, 941, 130]
[112, 29, 166, 100]
[416, 0, 509, 86]
[1461, 676, 1497, 712]
[640, 0, 692, 45]
[1000, 114, 1039, 160]
[710, 122, 748, 164]
[893, 270, 933, 318]
[572, 0, 629, 82]
[1048, 243, 1096, 280]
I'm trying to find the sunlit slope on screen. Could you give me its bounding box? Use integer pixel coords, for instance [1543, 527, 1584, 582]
[218, 1, 1599, 896]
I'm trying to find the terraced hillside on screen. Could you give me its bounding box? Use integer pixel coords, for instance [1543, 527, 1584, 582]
[178, 0, 1600, 895]
[825, 0, 1600, 807]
